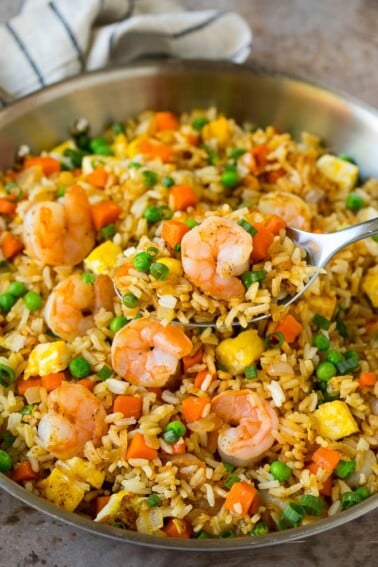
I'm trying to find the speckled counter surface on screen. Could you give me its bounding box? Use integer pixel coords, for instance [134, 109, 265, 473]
[0, 1, 377, 566]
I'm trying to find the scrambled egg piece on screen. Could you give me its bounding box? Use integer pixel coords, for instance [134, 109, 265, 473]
[361, 265, 378, 308]
[317, 154, 359, 191]
[111, 133, 128, 158]
[313, 400, 359, 440]
[202, 117, 230, 147]
[84, 241, 123, 275]
[24, 341, 70, 379]
[216, 329, 264, 375]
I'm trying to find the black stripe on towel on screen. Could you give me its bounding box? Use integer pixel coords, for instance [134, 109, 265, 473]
[48, 1, 85, 70]
[5, 22, 45, 87]
[170, 11, 227, 39]
[230, 41, 252, 61]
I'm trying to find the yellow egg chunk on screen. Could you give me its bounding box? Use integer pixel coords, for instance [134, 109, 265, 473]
[313, 400, 359, 440]
[94, 490, 129, 522]
[202, 117, 230, 147]
[361, 265, 378, 308]
[316, 154, 359, 191]
[111, 133, 128, 158]
[61, 457, 105, 489]
[84, 241, 123, 275]
[38, 469, 85, 512]
[24, 341, 70, 379]
[215, 329, 264, 375]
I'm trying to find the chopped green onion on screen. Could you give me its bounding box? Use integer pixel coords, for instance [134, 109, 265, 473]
[280, 503, 305, 527]
[161, 176, 175, 188]
[219, 529, 235, 538]
[316, 361, 337, 382]
[128, 161, 142, 169]
[63, 147, 88, 167]
[109, 316, 128, 333]
[150, 262, 169, 281]
[371, 234, 378, 242]
[146, 247, 159, 258]
[238, 218, 258, 236]
[123, 292, 139, 308]
[0, 292, 16, 313]
[270, 461, 291, 482]
[265, 331, 284, 349]
[203, 145, 219, 165]
[101, 223, 116, 239]
[340, 488, 369, 510]
[96, 365, 113, 380]
[249, 521, 269, 536]
[245, 364, 258, 380]
[192, 116, 209, 131]
[146, 494, 161, 508]
[20, 404, 34, 416]
[69, 357, 92, 379]
[184, 218, 199, 229]
[336, 315, 348, 338]
[312, 332, 330, 351]
[56, 186, 66, 198]
[173, 244, 181, 254]
[312, 313, 331, 330]
[142, 170, 158, 187]
[163, 429, 180, 444]
[224, 474, 240, 489]
[299, 494, 324, 516]
[196, 530, 211, 539]
[355, 486, 370, 500]
[0, 261, 11, 273]
[0, 449, 13, 473]
[0, 363, 16, 387]
[229, 147, 246, 159]
[24, 291, 42, 311]
[346, 192, 364, 212]
[326, 349, 343, 365]
[339, 154, 356, 164]
[133, 251, 152, 272]
[223, 462, 235, 473]
[0, 432, 15, 451]
[335, 358, 360, 375]
[335, 459, 356, 479]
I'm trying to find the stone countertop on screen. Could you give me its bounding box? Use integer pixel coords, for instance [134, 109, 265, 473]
[0, 1, 377, 566]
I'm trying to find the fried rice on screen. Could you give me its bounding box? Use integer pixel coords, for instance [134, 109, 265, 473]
[0, 107, 377, 540]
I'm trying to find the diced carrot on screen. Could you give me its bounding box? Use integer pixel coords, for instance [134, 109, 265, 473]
[0, 198, 17, 216]
[162, 518, 192, 539]
[126, 432, 158, 460]
[249, 490, 261, 516]
[250, 223, 274, 262]
[249, 144, 267, 171]
[182, 347, 204, 371]
[264, 168, 285, 184]
[11, 460, 38, 483]
[181, 395, 211, 423]
[90, 200, 122, 230]
[358, 371, 377, 388]
[194, 369, 214, 390]
[312, 447, 341, 473]
[77, 378, 95, 391]
[138, 139, 173, 163]
[306, 461, 333, 496]
[161, 220, 190, 248]
[170, 438, 186, 455]
[154, 111, 179, 132]
[115, 261, 133, 281]
[265, 214, 286, 235]
[186, 134, 199, 146]
[1, 233, 24, 260]
[17, 377, 42, 396]
[113, 395, 143, 419]
[169, 185, 199, 211]
[224, 481, 257, 515]
[275, 314, 302, 344]
[40, 372, 65, 392]
[23, 156, 61, 176]
[148, 387, 162, 400]
[364, 320, 378, 336]
[86, 166, 109, 188]
[94, 495, 111, 516]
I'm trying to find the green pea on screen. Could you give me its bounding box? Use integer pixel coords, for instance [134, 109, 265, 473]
[81, 272, 96, 284]
[24, 291, 42, 311]
[96, 365, 113, 380]
[149, 262, 169, 281]
[270, 461, 291, 482]
[191, 116, 209, 131]
[316, 361, 337, 382]
[326, 349, 343, 365]
[229, 147, 246, 159]
[346, 192, 364, 212]
[56, 186, 67, 198]
[123, 292, 139, 308]
[335, 459, 356, 479]
[163, 429, 180, 445]
[89, 137, 113, 156]
[141, 170, 158, 187]
[143, 206, 162, 223]
[0, 449, 13, 473]
[0, 292, 16, 312]
[109, 316, 128, 333]
[161, 176, 175, 188]
[69, 357, 92, 379]
[165, 421, 186, 438]
[133, 252, 152, 272]
[221, 169, 239, 188]
[312, 333, 330, 351]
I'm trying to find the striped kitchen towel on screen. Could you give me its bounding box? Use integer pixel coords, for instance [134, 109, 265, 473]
[0, 0, 252, 103]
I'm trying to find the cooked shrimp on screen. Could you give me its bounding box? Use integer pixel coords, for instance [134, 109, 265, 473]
[38, 382, 107, 460]
[211, 389, 279, 466]
[111, 317, 192, 387]
[257, 191, 311, 230]
[181, 216, 252, 301]
[23, 184, 95, 265]
[44, 273, 115, 341]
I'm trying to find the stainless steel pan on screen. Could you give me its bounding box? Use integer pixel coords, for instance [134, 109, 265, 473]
[0, 60, 377, 550]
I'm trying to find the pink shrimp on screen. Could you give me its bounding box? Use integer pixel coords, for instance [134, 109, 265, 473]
[181, 216, 252, 300]
[44, 273, 115, 341]
[211, 389, 279, 466]
[38, 382, 107, 460]
[111, 317, 192, 387]
[23, 184, 95, 265]
[257, 191, 312, 230]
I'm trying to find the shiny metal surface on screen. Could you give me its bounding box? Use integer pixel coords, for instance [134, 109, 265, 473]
[0, 60, 377, 550]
